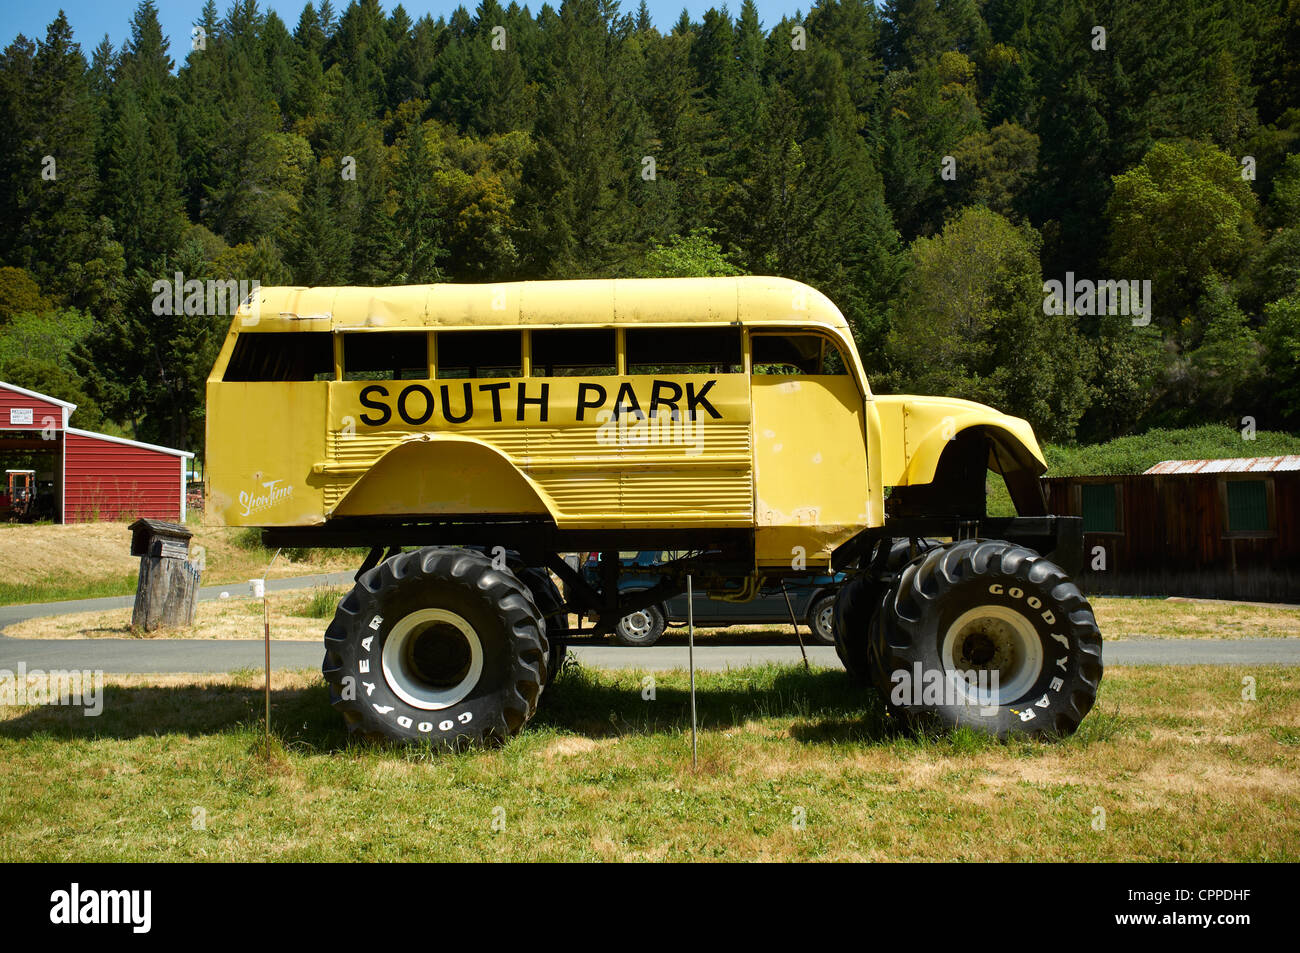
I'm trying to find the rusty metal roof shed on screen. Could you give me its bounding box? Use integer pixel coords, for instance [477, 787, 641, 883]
[1143, 456, 1300, 475]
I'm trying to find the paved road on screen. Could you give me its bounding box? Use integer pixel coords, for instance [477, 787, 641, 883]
[0, 636, 1295, 675]
[0, 571, 357, 631]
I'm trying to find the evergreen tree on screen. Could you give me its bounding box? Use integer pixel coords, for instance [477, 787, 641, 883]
[104, 1, 186, 270]
[327, 0, 394, 112]
[0, 36, 37, 265]
[389, 109, 446, 282]
[286, 156, 356, 284]
[517, 0, 646, 275]
[16, 13, 100, 302]
[0, 0, 1294, 450]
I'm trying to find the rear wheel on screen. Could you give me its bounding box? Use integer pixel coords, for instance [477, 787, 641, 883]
[612, 604, 666, 647]
[322, 547, 547, 747]
[870, 539, 1102, 739]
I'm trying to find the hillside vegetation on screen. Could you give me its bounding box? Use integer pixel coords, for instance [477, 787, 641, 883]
[1045, 425, 1300, 476]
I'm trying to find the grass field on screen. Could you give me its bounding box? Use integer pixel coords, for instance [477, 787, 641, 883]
[6, 585, 1297, 640]
[0, 664, 1296, 861]
[0, 522, 364, 606]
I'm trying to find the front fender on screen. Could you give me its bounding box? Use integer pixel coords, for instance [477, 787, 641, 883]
[873, 395, 1046, 487]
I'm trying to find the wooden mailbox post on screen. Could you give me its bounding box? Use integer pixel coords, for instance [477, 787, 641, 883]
[129, 518, 201, 631]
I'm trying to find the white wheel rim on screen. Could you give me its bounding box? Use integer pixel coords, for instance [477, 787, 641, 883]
[941, 605, 1043, 705]
[816, 602, 834, 639]
[620, 610, 653, 641]
[381, 608, 484, 710]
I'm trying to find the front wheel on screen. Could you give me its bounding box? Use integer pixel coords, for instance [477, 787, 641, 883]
[870, 539, 1102, 739]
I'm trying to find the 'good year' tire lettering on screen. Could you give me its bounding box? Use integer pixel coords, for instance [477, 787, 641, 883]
[988, 583, 1057, 625]
[392, 712, 473, 732]
[986, 582, 1074, 709]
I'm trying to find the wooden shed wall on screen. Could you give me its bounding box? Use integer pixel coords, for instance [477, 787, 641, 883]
[1043, 473, 1299, 601]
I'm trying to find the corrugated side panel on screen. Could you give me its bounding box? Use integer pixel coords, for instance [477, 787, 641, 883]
[322, 422, 754, 524]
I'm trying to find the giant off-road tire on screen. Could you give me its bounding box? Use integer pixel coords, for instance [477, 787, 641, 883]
[322, 547, 548, 747]
[869, 539, 1102, 739]
[518, 567, 567, 685]
[833, 538, 939, 683]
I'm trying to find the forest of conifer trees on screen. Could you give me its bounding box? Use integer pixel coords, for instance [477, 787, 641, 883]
[0, 0, 1297, 455]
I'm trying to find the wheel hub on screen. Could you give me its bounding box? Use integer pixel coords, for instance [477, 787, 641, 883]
[960, 631, 996, 666]
[620, 611, 652, 640]
[409, 622, 473, 689]
[940, 604, 1044, 705]
[381, 608, 484, 710]
[817, 603, 834, 639]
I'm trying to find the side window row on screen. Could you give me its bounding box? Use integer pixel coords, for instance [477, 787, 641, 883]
[223, 329, 848, 382]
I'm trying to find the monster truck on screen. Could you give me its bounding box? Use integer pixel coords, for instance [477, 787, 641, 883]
[206, 276, 1101, 747]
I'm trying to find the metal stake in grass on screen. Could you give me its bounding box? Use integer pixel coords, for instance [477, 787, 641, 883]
[781, 579, 810, 671]
[687, 573, 697, 770]
[259, 548, 281, 760]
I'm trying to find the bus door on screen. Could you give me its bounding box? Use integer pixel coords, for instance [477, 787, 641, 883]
[749, 331, 869, 566]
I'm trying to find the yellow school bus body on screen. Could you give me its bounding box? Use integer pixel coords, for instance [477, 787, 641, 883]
[206, 277, 1046, 569]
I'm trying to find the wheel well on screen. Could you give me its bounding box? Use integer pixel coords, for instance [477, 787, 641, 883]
[330, 437, 556, 519]
[888, 426, 1047, 519]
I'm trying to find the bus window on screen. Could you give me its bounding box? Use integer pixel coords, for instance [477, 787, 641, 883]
[343, 332, 429, 381]
[625, 327, 743, 374]
[752, 333, 848, 375]
[224, 332, 333, 381]
[532, 329, 616, 376]
[823, 340, 848, 374]
[437, 330, 522, 378]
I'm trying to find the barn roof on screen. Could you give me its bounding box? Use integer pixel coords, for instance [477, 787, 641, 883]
[66, 427, 195, 459]
[1144, 456, 1300, 475]
[0, 379, 77, 411]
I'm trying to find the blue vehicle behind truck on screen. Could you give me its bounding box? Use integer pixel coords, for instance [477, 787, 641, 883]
[576, 551, 844, 647]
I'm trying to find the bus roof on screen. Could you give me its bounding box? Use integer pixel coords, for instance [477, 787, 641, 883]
[232, 276, 852, 335]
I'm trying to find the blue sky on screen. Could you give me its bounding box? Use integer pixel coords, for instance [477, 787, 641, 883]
[2, 0, 815, 55]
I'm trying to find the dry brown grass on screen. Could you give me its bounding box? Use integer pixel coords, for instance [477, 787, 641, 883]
[1092, 597, 1300, 639]
[679, 596, 1299, 642]
[0, 521, 361, 604]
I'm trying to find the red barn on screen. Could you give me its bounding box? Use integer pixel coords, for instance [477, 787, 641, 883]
[0, 380, 193, 523]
